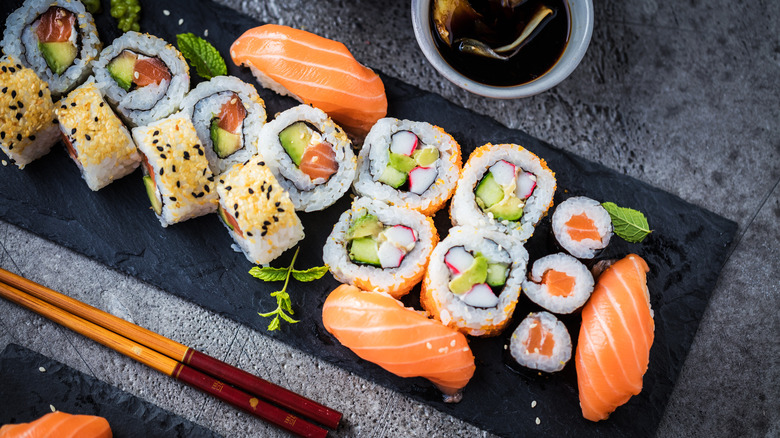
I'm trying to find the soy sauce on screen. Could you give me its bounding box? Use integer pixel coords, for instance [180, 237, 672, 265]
[432, 0, 570, 87]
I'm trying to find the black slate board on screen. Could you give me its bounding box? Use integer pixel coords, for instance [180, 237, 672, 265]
[0, 1, 737, 437]
[0, 344, 221, 437]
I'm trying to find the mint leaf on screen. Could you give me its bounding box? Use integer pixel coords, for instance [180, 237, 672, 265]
[291, 265, 329, 282]
[602, 202, 652, 243]
[176, 33, 226, 80]
[249, 266, 288, 282]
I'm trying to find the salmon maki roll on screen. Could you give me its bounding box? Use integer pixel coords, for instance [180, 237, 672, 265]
[322, 284, 476, 401]
[575, 254, 654, 422]
[552, 196, 613, 259]
[0, 411, 112, 438]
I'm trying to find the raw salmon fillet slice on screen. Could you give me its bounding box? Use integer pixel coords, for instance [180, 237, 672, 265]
[35, 7, 74, 43]
[0, 411, 112, 438]
[565, 213, 602, 241]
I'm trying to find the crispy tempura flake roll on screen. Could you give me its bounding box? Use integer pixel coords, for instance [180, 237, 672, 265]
[552, 196, 613, 259]
[55, 81, 140, 190]
[132, 115, 218, 227]
[522, 253, 595, 314]
[0, 57, 59, 168]
[510, 311, 572, 373]
[216, 156, 304, 265]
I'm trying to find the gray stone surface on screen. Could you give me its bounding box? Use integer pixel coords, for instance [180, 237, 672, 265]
[1, 0, 778, 437]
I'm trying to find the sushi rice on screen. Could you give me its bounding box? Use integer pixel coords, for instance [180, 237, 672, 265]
[522, 253, 595, 314]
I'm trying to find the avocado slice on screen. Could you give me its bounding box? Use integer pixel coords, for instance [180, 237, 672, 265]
[347, 214, 383, 240]
[142, 175, 162, 215]
[39, 41, 77, 75]
[475, 172, 504, 209]
[389, 152, 417, 174]
[107, 50, 137, 91]
[448, 254, 488, 294]
[486, 195, 524, 221]
[210, 119, 242, 159]
[486, 262, 509, 287]
[349, 237, 381, 266]
[413, 146, 439, 167]
[218, 205, 234, 231]
[377, 164, 407, 189]
[278, 121, 312, 166]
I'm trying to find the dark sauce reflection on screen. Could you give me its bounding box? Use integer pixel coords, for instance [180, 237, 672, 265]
[432, 0, 571, 87]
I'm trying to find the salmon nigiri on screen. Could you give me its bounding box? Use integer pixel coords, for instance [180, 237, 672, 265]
[575, 254, 654, 421]
[230, 24, 387, 137]
[0, 411, 112, 438]
[322, 284, 476, 401]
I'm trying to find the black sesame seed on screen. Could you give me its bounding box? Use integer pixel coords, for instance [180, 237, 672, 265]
[17, 101, 23, 108]
[176, 181, 180, 188]
[234, 211, 239, 218]
[275, 201, 281, 207]
[70, 102, 76, 107]
[277, 208, 284, 212]
[8, 145, 13, 150]
[16, 133, 22, 141]
[11, 90, 16, 98]
[15, 64, 21, 69]
[153, 130, 159, 136]
[273, 216, 279, 222]
[202, 168, 207, 176]
[61, 104, 67, 109]
[1, 67, 6, 73]
[1, 87, 6, 93]
[166, 143, 171, 148]
[38, 90, 43, 97]
[263, 220, 271, 226]
[207, 176, 214, 182]
[169, 196, 177, 201]
[261, 231, 268, 237]
[248, 188, 254, 194]
[156, 146, 163, 151]
[15, 113, 21, 120]
[99, 102, 104, 107]
[183, 151, 190, 160]
[258, 161, 265, 166]
[219, 179, 224, 184]
[71, 128, 77, 135]
[247, 232, 253, 237]
[226, 186, 232, 191]
[204, 185, 210, 193]
[160, 154, 166, 159]
[0, 132, 4, 139]
[152, 139, 159, 144]
[52, 119, 58, 124]
[159, 168, 164, 176]
[233, 203, 238, 210]
[86, 134, 92, 141]
[94, 117, 98, 122]
[172, 165, 176, 172]
[29, 135, 35, 141]
[8, 67, 15, 73]
[197, 148, 204, 155]
[8, 105, 15, 110]
[192, 192, 198, 198]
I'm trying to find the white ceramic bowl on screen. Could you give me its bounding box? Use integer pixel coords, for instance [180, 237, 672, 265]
[411, 0, 594, 99]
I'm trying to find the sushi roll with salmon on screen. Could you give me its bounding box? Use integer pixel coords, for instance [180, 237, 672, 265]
[323, 197, 438, 299]
[93, 32, 189, 126]
[0, 411, 112, 437]
[257, 104, 356, 212]
[450, 143, 556, 242]
[509, 311, 572, 373]
[0, 56, 59, 169]
[552, 196, 613, 259]
[55, 80, 140, 191]
[216, 155, 304, 265]
[421, 226, 528, 337]
[132, 114, 218, 227]
[179, 76, 267, 175]
[353, 118, 462, 216]
[1, 0, 101, 97]
[522, 253, 595, 314]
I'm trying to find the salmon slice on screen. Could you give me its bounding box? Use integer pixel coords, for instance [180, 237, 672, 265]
[299, 141, 338, 181]
[565, 213, 602, 241]
[322, 284, 475, 399]
[541, 269, 576, 297]
[133, 57, 171, 88]
[217, 93, 246, 133]
[35, 7, 74, 43]
[230, 24, 387, 137]
[575, 254, 654, 422]
[0, 411, 112, 438]
[526, 317, 555, 356]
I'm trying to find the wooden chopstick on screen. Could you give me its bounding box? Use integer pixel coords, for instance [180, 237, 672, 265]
[0, 268, 341, 435]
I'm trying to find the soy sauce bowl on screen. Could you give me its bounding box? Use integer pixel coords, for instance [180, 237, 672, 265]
[411, 0, 594, 99]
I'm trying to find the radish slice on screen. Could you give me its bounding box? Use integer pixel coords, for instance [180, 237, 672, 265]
[461, 283, 499, 308]
[378, 241, 406, 268]
[383, 225, 417, 251]
[489, 160, 517, 186]
[516, 172, 537, 199]
[389, 130, 418, 156]
[444, 246, 474, 275]
[408, 166, 437, 194]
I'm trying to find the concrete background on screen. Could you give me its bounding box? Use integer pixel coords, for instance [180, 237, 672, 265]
[1, 0, 778, 436]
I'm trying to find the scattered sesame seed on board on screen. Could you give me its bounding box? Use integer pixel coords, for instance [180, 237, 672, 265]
[535, 417, 541, 425]
[531, 400, 537, 408]
[204, 29, 209, 37]
[50, 405, 56, 412]
[163, 9, 170, 15]
[38, 366, 46, 372]
[178, 18, 184, 25]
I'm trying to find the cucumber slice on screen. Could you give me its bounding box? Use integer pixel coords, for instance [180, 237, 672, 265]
[448, 254, 488, 294]
[475, 172, 504, 209]
[486, 263, 509, 287]
[377, 165, 407, 189]
[389, 152, 417, 174]
[349, 237, 381, 266]
[107, 50, 137, 91]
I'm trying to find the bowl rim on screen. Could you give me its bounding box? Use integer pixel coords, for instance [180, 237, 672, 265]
[411, 0, 594, 99]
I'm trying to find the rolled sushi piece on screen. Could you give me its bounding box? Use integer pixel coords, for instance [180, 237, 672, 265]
[1, 0, 101, 97]
[179, 76, 267, 175]
[522, 253, 595, 314]
[421, 226, 528, 337]
[216, 155, 304, 265]
[353, 118, 462, 216]
[257, 104, 356, 212]
[552, 196, 613, 259]
[55, 80, 140, 191]
[509, 311, 572, 373]
[0, 56, 59, 168]
[323, 197, 438, 299]
[450, 143, 556, 242]
[132, 114, 218, 227]
[93, 32, 189, 127]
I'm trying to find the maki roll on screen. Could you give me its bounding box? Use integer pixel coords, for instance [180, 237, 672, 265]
[522, 253, 595, 314]
[216, 155, 304, 265]
[179, 76, 267, 175]
[258, 104, 356, 212]
[93, 32, 189, 126]
[323, 197, 438, 299]
[509, 311, 572, 373]
[352, 118, 462, 216]
[552, 196, 613, 259]
[132, 114, 218, 227]
[0, 57, 59, 168]
[1, 0, 101, 97]
[55, 81, 140, 191]
[421, 226, 528, 337]
[450, 143, 556, 242]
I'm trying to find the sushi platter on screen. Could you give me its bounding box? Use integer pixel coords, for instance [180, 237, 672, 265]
[0, 0, 737, 436]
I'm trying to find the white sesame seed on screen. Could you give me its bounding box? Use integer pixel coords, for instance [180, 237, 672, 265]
[163, 9, 170, 15]
[531, 400, 537, 408]
[204, 29, 209, 37]
[426, 342, 432, 349]
[1, 160, 6, 166]
[38, 366, 46, 372]
[133, 71, 139, 79]
[178, 18, 184, 25]
[50, 405, 56, 412]
[535, 417, 541, 425]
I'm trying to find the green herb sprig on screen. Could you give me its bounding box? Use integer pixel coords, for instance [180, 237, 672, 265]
[601, 202, 652, 243]
[249, 247, 328, 331]
[176, 33, 227, 80]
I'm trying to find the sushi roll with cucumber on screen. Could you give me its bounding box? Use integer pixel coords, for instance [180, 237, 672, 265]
[257, 104, 356, 212]
[0, 56, 59, 168]
[421, 226, 528, 337]
[322, 197, 438, 299]
[216, 155, 304, 265]
[93, 32, 189, 127]
[552, 196, 613, 259]
[353, 118, 462, 216]
[132, 114, 218, 227]
[509, 311, 572, 373]
[55, 81, 140, 191]
[522, 253, 595, 314]
[1, 0, 101, 97]
[450, 143, 556, 242]
[179, 76, 267, 175]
